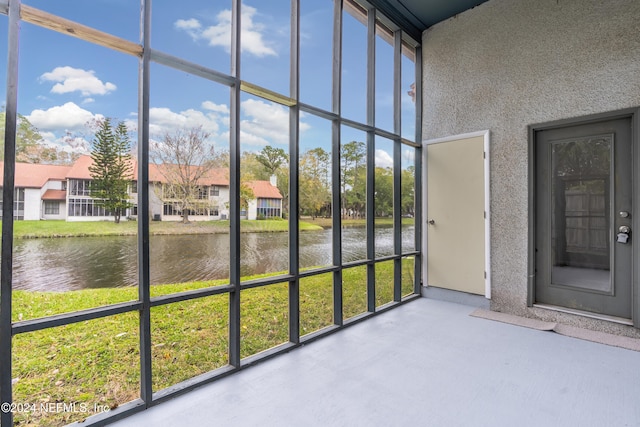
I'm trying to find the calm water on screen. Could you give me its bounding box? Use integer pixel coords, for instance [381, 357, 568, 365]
[12, 226, 416, 291]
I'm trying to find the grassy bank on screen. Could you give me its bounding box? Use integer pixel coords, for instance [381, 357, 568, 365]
[11, 261, 416, 426]
[12, 219, 323, 239]
[304, 217, 415, 229]
[10, 216, 415, 239]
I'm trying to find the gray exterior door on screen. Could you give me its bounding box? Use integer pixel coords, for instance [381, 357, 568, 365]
[535, 117, 632, 319]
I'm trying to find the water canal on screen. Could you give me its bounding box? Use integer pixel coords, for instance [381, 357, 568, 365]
[13, 226, 416, 291]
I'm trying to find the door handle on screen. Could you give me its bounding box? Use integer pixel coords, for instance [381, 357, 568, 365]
[428, 219, 435, 225]
[617, 225, 631, 244]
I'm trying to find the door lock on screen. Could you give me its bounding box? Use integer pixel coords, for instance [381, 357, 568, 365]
[617, 225, 631, 244]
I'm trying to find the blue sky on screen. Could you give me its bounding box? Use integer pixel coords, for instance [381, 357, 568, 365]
[1, 1, 416, 167]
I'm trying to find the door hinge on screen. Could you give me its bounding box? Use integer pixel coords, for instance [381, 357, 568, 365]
[484, 211, 487, 219]
[484, 271, 487, 279]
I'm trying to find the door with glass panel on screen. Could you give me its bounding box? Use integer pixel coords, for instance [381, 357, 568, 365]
[535, 117, 632, 319]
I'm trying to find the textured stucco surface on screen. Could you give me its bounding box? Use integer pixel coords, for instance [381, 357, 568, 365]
[422, 0, 640, 336]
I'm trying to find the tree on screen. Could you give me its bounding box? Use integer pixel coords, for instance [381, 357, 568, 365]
[256, 146, 288, 176]
[401, 166, 415, 217]
[89, 118, 133, 223]
[341, 141, 366, 218]
[0, 112, 41, 161]
[0, 112, 81, 164]
[251, 146, 290, 216]
[151, 126, 220, 223]
[300, 147, 331, 218]
[374, 167, 393, 217]
[240, 183, 255, 213]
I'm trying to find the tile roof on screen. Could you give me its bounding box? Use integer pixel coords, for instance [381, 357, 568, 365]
[0, 162, 71, 188]
[68, 155, 229, 186]
[245, 180, 283, 199]
[41, 189, 67, 200]
[149, 163, 229, 186]
[3, 156, 230, 192]
[66, 155, 136, 180]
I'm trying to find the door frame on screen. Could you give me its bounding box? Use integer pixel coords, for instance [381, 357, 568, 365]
[422, 129, 491, 298]
[528, 108, 640, 327]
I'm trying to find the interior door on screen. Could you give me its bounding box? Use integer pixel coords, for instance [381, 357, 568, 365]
[535, 118, 632, 319]
[426, 134, 487, 296]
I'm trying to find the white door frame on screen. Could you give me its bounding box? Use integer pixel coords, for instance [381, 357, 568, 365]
[422, 130, 491, 298]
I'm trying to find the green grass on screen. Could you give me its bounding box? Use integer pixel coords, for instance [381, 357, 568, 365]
[11, 260, 416, 426]
[11, 219, 322, 239]
[305, 216, 415, 229]
[9, 216, 414, 239]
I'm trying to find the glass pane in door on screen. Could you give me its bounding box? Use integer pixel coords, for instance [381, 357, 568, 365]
[551, 135, 612, 292]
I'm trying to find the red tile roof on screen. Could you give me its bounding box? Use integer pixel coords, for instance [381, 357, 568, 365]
[149, 163, 229, 186]
[68, 155, 229, 186]
[245, 180, 282, 199]
[66, 155, 136, 180]
[0, 162, 71, 188]
[41, 189, 67, 200]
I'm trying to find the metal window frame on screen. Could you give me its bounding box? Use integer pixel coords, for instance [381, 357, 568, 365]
[0, 0, 422, 425]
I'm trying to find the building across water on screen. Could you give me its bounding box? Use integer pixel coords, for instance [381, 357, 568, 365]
[0, 155, 282, 221]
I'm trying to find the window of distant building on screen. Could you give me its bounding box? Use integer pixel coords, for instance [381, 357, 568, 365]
[44, 201, 60, 215]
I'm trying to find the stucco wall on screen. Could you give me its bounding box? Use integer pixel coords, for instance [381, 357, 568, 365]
[422, 0, 640, 335]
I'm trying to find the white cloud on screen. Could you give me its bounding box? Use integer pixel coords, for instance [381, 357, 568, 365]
[175, 5, 277, 57]
[26, 102, 103, 132]
[108, 98, 311, 150]
[202, 100, 230, 114]
[40, 66, 117, 96]
[240, 99, 289, 146]
[175, 18, 201, 33]
[148, 106, 227, 139]
[238, 130, 270, 147]
[375, 149, 393, 169]
[402, 148, 415, 165]
[122, 119, 138, 135]
[82, 98, 95, 104]
[36, 131, 90, 154]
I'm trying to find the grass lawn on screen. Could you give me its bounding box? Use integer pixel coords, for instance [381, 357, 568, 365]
[11, 260, 416, 426]
[304, 216, 415, 229]
[11, 219, 322, 239]
[10, 216, 413, 239]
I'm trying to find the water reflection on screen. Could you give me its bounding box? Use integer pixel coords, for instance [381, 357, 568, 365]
[12, 226, 414, 291]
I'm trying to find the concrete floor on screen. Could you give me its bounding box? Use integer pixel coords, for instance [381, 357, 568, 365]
[112, 298, 640, 427]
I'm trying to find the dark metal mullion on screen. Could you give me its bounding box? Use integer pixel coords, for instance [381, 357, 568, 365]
[414, 47, 423, 144]
[1, 1, 20, 424]
[149, 50, 235, 87]
[393, 139, 402, 301]
[413, 46, 423, 294]
[340, 117, 374, 132]
[343, 259, 374, 268]
[393, 30, 402, 302]
[400, 137, 421, 149]
[366, 8, 376, 312]
[13, 301, 141, 335]
[241, 274, 295, 290]
[138, 0, 152, 406]
[298, 266, 339, 279]
[332, 0, 343, 326]
[298, 103, 339, 121]
[150, 285, 234, 307]
[288, 0, 300, 345]
[229, 0, 242, 368]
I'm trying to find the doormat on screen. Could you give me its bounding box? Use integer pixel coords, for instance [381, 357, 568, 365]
[470, 308, 640, 352]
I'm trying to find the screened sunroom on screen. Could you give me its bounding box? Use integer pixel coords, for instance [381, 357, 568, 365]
[0, 0, 421, 425]
[3, 0, 640, 426]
